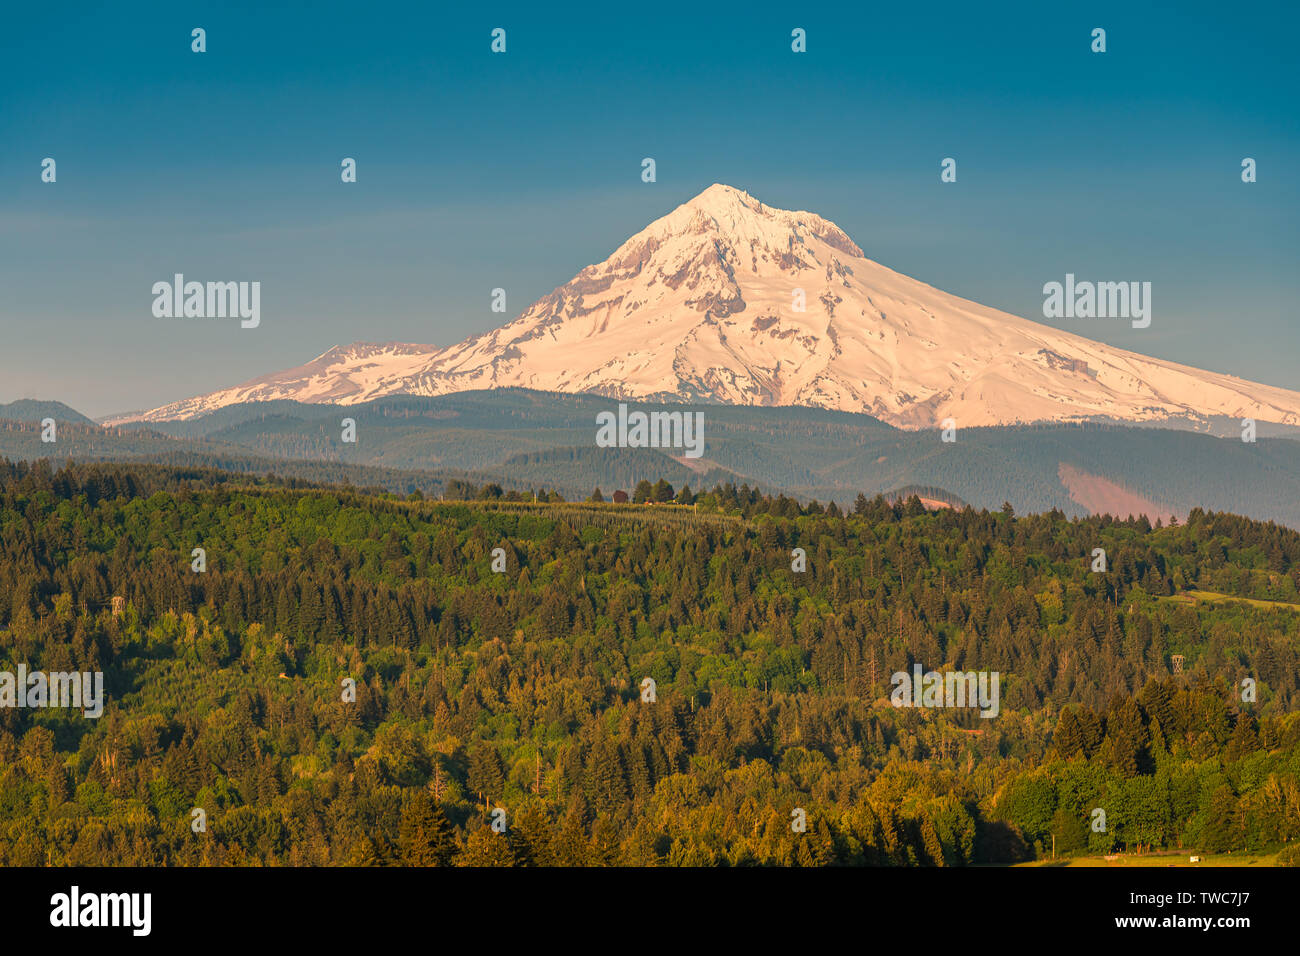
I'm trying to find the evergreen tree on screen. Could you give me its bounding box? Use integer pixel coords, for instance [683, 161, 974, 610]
[467, 746, 507, 803]
[398, 792, 457, 866]
[455, 825, 516, 867]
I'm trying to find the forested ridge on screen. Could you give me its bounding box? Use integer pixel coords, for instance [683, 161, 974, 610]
[7, 389, 1300, 525]
[0, 459, 1297, 866]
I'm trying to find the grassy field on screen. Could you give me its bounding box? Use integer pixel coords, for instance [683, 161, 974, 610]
[1018, 851, 1283, 867]
[1161, 589, 1300, 612]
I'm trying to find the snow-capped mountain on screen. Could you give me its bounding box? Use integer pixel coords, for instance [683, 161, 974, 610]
[107, 184, 1300, 429]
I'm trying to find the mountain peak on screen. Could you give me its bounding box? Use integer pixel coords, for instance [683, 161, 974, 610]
[683, 183, 761, 213]
[637, 184, 865, 261]
[110, 187, 1300, 431]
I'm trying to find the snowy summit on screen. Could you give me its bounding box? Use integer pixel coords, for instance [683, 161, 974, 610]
[109, 184, 1300, 429]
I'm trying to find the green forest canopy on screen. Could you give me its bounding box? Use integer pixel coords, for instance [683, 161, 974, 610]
[0, 459, 1297, 866]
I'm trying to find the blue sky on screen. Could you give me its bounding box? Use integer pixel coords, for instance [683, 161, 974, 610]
[1, 0, 1296, 417]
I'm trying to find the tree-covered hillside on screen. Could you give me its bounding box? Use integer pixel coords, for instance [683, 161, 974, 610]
[0, 460, 1297, 866]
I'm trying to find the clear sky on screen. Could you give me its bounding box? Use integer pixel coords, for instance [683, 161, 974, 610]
[2, 0, 1296, 418]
